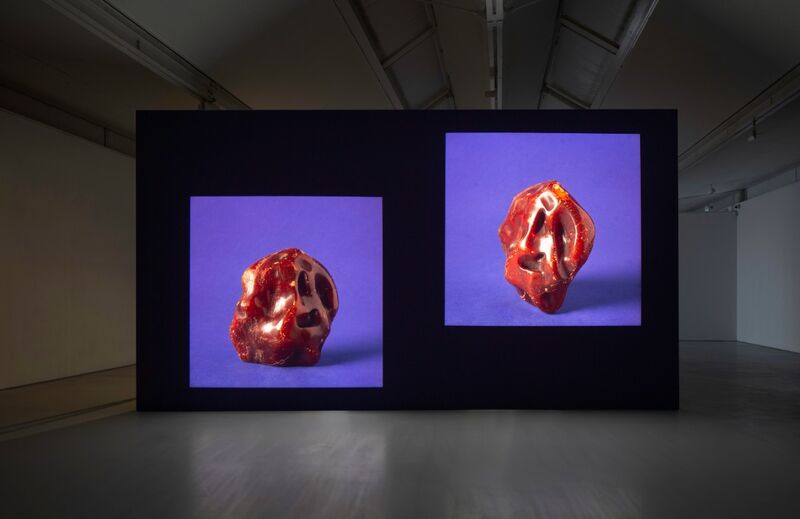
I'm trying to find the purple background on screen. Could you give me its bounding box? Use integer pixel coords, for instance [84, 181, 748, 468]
[190, 196, 382, 387]
[445, 133, 641, 326]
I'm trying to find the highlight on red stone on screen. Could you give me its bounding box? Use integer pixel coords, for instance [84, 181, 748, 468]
[230, 248, 338, 366]
[498, 180, 595, 313]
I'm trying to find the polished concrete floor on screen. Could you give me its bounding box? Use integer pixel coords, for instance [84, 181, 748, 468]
[1, 341, 799, 518]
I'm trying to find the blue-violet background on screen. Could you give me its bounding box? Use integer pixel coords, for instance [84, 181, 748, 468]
[445, 133, 641, 326]
[190, 196, 383, 387]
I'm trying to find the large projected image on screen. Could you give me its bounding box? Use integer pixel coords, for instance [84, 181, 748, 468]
[190, 196, 383, 387]
[138, 110, 677, 410]
[445, 133, 641, 326]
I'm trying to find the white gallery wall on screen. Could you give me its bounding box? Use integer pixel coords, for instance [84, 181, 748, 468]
[737, 181, 800, 353]
[0, 109, 135, 389]
[678, 212, 737, 340]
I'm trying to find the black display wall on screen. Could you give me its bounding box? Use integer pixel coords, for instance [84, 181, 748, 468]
[137, 110, 677, 411]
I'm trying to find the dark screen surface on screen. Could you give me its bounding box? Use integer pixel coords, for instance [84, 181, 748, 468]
[137, 110, 677, 410]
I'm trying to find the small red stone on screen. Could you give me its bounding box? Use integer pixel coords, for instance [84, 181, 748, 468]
[498, 181, 595, 313]
[230, 248, 338, 366]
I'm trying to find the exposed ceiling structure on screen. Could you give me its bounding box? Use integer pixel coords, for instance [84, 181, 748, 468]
[0, 0, 199, 154]
[0, 0, 797, 206]
[678, 89, 800, 212]
[601, 0, 800, 210]
[539, 0, 658, 109]
[338, 0, 455, 109]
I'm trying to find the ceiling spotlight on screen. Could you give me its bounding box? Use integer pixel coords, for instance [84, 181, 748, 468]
[747, 118, 757, 142]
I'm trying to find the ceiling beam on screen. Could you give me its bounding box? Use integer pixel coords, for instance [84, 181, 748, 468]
[538, 0, 657, 109]
[506, 0, 546, 15]
[680, 162, 800, 212]
[0, 82, 135, 157]
[332, 0, 405, 109]
[423, 4, 456, 109]
[381, 26, 435, 69]
[42, 0, 249, 110]
[536, 0, 564, 109]
[590, 0, 659, 108]
[419, 88, 451, 110]
[485, 0, 504, 109]
[542, 83, 589, 109]
[559, 15, 620, 55]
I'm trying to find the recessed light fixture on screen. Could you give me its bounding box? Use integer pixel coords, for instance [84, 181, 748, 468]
[747, 118, 757, 142]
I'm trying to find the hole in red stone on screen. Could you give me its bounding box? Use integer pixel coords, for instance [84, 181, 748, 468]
[560, 212, 577, 256]
[315, 274, 334, 310]
[297, 308, 321, 328]
[297, 271, 312, 297]
[532, 209, 545, 235]
[541, 194, 555, 212]
[554, 218, 565, 259]
[518, 253, 545, 272]
[558, 211, 578, 278]
[299, 259, 313, 271]
[553, 219, 570, 279]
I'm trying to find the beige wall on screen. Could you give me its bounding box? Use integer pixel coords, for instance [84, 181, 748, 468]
[0, 109, 135, 388]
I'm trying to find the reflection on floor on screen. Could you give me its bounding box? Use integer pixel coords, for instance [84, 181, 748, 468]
[1, 342, 799, 518]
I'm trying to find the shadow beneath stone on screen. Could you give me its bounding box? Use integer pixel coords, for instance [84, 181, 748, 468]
[559, 274, 641, 313]
[317, 341, 381, 367]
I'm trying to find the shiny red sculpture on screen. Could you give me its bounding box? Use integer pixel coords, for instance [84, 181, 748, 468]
[498, 180, 595, 313]
[230, 248, 338, 366]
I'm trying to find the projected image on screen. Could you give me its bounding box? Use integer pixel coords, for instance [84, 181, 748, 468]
[445, 133, 641, 326]
[190, 196, 382, 387]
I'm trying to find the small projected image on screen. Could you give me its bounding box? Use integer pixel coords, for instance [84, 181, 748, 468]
[190, 196, 383, 387]
[445, 133, 641, 326]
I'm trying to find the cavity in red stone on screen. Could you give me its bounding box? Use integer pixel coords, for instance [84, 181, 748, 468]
[498, 180, 595, 314]
[230, 248, 338, 366]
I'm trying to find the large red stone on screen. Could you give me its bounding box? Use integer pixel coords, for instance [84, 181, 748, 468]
[498, 180, 595, 313]
[230, 248, 338, 366]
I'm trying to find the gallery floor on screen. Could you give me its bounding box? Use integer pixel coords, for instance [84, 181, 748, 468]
[1, 341, 799, 518]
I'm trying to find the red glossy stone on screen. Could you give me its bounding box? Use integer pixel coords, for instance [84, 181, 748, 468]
[498, 180, 595, 313]
[230, 248, 338, 366]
